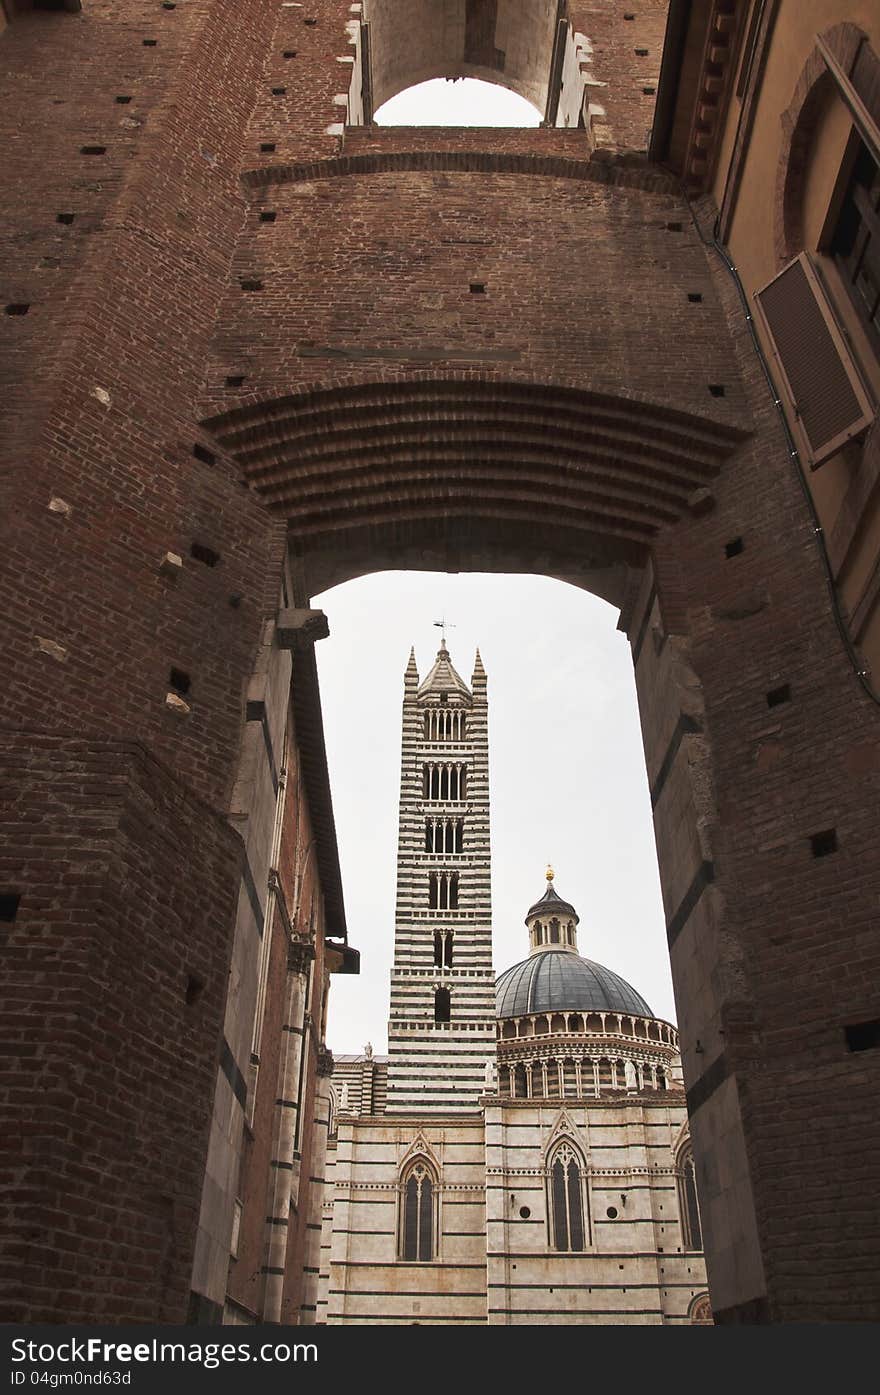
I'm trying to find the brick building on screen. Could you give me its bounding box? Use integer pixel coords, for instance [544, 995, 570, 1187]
[1, 1, 879, 1324]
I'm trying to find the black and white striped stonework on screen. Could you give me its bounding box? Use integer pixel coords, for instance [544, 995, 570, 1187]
[386, 644, 495, 1114]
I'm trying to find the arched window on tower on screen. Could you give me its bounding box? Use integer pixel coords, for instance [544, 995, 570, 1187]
[548, 1140, 588, 1251]
[433, 930, 453, 968]
[399, 1158, 437, 1261]
[428, 871, 459, 910]
[677, 1145, 703, 1250]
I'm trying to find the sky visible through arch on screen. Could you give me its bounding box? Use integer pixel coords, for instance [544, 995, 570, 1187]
[314, 573, 675, 1055]
[313, 80, 671, 1056]
[375, 77, 542, 127]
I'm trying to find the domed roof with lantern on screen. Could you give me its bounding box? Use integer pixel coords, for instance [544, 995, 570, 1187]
[495, 867, 653, 1020]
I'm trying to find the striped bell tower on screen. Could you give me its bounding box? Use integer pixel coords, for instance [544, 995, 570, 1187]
[385, 639, 496, 1113]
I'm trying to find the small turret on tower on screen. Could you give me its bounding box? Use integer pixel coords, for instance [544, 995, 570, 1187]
[404, 646, 419, 689]
[471, 648, 487, 705]
[524, 866, 580, 955]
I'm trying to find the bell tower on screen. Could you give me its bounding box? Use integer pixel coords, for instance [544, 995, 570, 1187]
[385, 640, 496, 1113]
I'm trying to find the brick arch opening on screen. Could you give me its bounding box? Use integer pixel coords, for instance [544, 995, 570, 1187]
[194, 319, 880, 1323]
[363, 0, 561, 114]
[202, 373, 744, 598]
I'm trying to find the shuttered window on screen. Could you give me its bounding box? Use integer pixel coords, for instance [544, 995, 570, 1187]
[832, 140, 880, 356]
[755, 252, 874, 467]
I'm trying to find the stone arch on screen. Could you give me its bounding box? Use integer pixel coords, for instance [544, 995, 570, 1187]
[775, 23, 871, 267]
[363, 0, 561, 115]
[688, 1292, 713, 1325]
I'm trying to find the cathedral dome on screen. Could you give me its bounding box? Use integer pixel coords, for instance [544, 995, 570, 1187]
[495, 950, 653, 1019]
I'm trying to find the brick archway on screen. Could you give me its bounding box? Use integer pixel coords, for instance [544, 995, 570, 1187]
[199, 341, 880, 1323]
[202, 373, 744, 597]
[363, 0, 560, 113]
[4, 0, 880, 1327]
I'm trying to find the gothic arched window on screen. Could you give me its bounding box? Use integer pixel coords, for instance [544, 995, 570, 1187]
[400, 1159, 437, 1261]
[677, 1146, 703, 1250]
[548, 1140, 588, 1251]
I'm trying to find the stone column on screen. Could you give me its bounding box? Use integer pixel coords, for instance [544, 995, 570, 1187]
[263, 937, 314, 1323]
[299, 1048, 334, 1323]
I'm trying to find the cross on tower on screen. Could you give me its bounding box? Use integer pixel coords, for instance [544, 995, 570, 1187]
[433, 618, 456, 644]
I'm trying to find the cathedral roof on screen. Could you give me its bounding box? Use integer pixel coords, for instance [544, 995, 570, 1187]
[496, 950, 653, 1019]
[417, 639, 471, 701]
[525, 880, 579, 925]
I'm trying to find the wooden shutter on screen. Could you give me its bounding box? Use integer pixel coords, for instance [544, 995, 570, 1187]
[754, 252, 874, 468]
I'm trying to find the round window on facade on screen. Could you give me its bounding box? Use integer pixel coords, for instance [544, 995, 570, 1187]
[606, 1206, 618, 1219]
[519, 1206, 531, 1219]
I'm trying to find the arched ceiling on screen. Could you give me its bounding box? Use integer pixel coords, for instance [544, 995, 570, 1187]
[363, 0, 561, 113]
[202, 375, 746, 599]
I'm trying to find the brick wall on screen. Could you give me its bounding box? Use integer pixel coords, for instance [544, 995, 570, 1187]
[0, 736, 241, 1322]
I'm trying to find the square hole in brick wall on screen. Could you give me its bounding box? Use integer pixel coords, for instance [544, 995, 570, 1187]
[115, 95, 132, 104]
[688, 292, 703, 303]
[666, 220, 682, 231]
[169, 667, 191, 695]
[810, 828, 837, 857]
[186, 974, 205, 1006]
[272, 87, 287, 96]
[642, 86, 656, 94]
[5, 304, 30, 316]
[143, 38, 157, 46]
[225, 374, 246, 388]
[190, 542, 220, 567]
[193, 444, 216, 466]
[259, 211, 277, 223]
[260, 143, 276, 153]
[845, 1020, 880, 1052]
[80, 146, 106, 155]
[57, 213, 75, 224]
[0, 893, 21, 923]
[283, 50, 298, 58]
[724, 536, 744, 558]
[469, 282, 486, 294]
[709, 383, 726, 397]
[240, 278, 263, 292]
[766, 683, 791, 708]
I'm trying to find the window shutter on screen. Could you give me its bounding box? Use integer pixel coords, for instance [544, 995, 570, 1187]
[754, 253, 874, 467]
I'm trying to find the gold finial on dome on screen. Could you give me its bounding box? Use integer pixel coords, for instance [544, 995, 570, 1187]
[546, 864, 554, 882]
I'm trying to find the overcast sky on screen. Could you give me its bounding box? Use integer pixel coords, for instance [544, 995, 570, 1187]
[313, 81, 672, 1056]
[375, 77, 541, 126]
